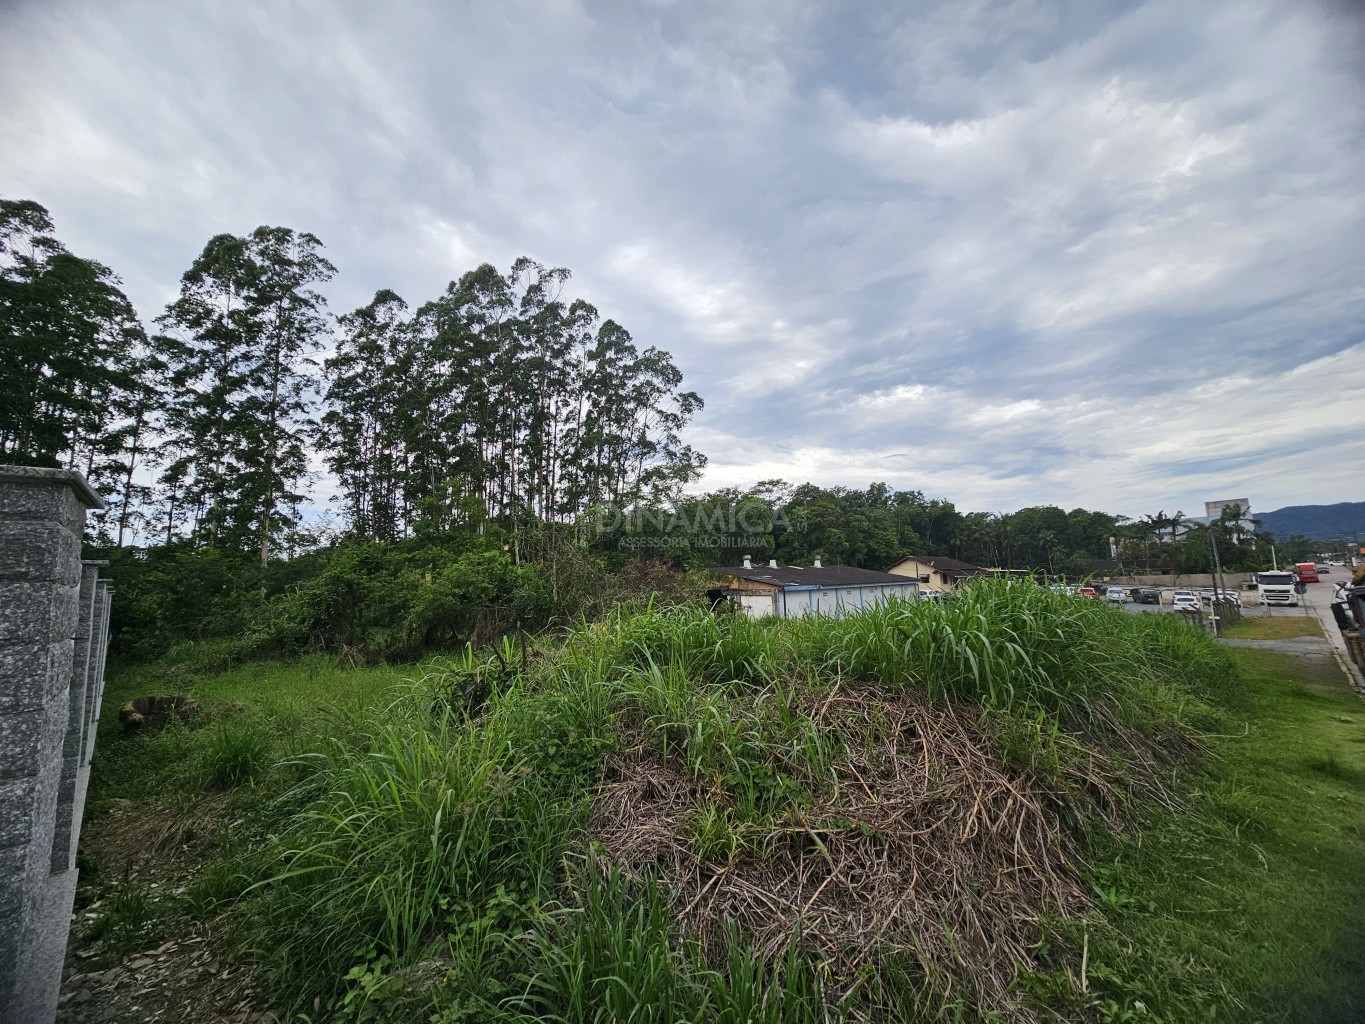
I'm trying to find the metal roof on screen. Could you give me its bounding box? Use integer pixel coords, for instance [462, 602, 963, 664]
[888, 554, 984, 578]
[716, 564, 919, 589]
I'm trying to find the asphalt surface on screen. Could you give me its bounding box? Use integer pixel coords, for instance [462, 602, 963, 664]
[1104, 584, 1364, 694]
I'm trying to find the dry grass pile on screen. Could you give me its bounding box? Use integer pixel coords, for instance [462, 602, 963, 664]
[594, 683, 1098, 1014]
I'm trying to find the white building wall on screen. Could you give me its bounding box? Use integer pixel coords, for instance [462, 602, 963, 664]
[738, 593, 776, 619]
[771, 584, 917, 619]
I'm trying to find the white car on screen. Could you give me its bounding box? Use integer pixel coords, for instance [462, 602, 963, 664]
[1201, 589, 1244, 606]
[1106, 587, 1128, 603]
[1171, 591, 1202, 613]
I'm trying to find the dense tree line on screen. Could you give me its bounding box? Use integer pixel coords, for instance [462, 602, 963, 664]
[321, 260, 704, 545]
[590, 482, 1126, 575]
[0, 198, 705, 562]
[0, 199, 159, 544]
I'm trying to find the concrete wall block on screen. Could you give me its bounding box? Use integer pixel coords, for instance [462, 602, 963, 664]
[0, 467, 103, 520]
[0, 584, 79, 647]
[0, 775, 40, 849]
[65, 763, 90, 874]
[0, 709, 45, 784]
[0, 483, 85, 533]
[0, 522, 83, 585]
[0, 467, 103, 1023]
[17, 866, 80, 1022]
[49, 774, 77, 874]
[0, 692, 69, 784]
[63, 569, 97, 761]
[0, 643, 72, 714]
[0, 845, 26, 915]
[0, 642, 73, 718]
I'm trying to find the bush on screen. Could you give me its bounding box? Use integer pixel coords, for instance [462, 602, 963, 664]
[242, 686, 580, 1011]
[103, 536, 562, 667]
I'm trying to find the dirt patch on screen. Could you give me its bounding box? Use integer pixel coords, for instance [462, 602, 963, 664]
[59, 798, 275, 1024]
[119, 696, 202, 733]
[58, 928, 270, 1024]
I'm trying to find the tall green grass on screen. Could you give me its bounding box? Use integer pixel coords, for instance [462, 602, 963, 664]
[500, 866, 829, 1024]
[240, 687, 582, 1005]
[192, 578, 1240, 1019]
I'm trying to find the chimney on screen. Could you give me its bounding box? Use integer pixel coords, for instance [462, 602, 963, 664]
[813, 557, 822, 568]
[769, 558, 778, 568]
[742, 554, 752, 569]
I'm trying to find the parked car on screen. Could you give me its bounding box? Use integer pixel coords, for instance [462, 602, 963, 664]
[1078, 586, 1099, 599]
[1171, 590, 1202, 613]
[1198, 587, 1242, 607]
[1133, 587, 1161, 604]
[1106, 587, 1128, 603]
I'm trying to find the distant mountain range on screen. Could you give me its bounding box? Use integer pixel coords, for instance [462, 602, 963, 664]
[1257, 502, 1365, 541]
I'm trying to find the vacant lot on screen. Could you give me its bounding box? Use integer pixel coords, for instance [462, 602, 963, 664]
[65, 589, 1365, 1023]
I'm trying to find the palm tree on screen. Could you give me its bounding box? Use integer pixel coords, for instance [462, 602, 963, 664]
[1037, 528, 1059, 574]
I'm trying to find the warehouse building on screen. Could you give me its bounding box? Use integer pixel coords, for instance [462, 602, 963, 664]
[713, 555, 920, 619]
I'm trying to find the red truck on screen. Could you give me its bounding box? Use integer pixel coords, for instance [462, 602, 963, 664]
[1295, 562, 1320, 583]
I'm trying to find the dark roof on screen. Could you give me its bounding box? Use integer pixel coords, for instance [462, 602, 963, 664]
[716, 564, 918, 589]
[889, 555, 984, 577]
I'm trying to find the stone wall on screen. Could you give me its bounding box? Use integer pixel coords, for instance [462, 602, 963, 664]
[1101, 572, 1257, 590]
[0, 467, 109, 1024]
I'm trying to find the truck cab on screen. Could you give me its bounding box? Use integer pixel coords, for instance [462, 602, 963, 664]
[1295, 563, 1320, 583]
[1257, 571, 1298, 606]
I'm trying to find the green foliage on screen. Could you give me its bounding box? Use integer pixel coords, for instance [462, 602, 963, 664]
[321, 260, 706, 544]
[203, 579, 1233, 1018]
[154, 225, 336, 563]
[102, 536, 557, 664]
[241, 685, 582, 1011]
[201, 717, 274, 789]
[500, 868, 830, 1024]
[0, 196, 158, 544]
[83, 582, 1365, 1022]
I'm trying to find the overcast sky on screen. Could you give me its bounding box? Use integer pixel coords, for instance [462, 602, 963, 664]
[2, 0, 1363, 518]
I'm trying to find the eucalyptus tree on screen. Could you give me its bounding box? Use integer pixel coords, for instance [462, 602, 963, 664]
[321, 289, 413, 541]
[322, 259, 706, 541]
[0, 197, 160, 541]
[156, 226, 335, 563]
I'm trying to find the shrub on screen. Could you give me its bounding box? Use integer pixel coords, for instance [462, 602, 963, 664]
[241, 687, 580, 1012]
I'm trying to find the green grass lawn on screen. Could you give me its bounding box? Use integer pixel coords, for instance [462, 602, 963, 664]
[1086, 647, 1365, 1022]
[1222, 616, 1324, 640]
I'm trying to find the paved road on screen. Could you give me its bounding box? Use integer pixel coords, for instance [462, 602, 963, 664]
[1106, 584, 1364, 695]
[1114, 594, 1316, 619]
[1301, 587, 1365, 693]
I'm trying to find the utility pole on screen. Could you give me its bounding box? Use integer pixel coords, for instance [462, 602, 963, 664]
[1208, 526, 1227, 637]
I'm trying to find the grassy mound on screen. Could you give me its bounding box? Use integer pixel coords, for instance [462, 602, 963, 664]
[172, 579, 1240, 1022]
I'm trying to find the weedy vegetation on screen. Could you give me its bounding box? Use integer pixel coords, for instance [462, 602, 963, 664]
[80, 579, 1365, 1022]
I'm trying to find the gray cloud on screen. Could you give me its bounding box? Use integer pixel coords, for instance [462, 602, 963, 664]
[2, 0, 1362, 519]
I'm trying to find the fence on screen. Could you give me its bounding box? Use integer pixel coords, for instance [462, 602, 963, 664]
[0, 467, 110, 1024]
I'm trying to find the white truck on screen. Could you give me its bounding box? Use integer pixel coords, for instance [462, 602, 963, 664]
[1256, 570, 1298, 607]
